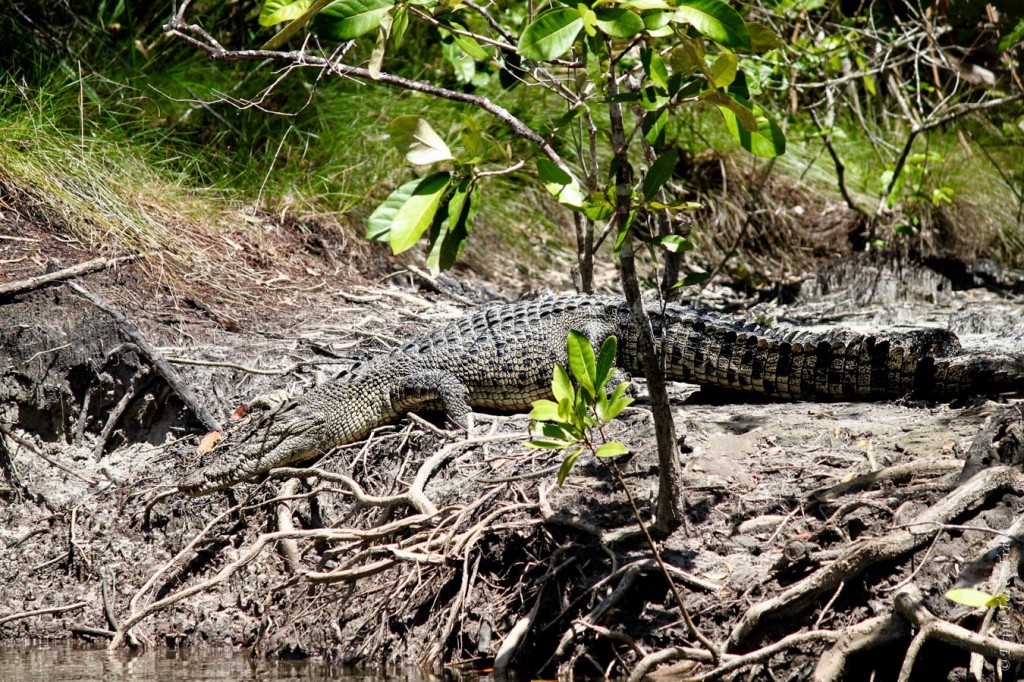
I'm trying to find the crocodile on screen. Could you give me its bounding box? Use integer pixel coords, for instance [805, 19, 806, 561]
[180, 295, 1024, 495]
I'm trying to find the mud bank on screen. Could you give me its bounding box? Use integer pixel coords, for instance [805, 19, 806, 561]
[2, 268, 1024, 680]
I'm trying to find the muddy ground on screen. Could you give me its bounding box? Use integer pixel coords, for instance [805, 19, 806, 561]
[1, 242, 1024, 680]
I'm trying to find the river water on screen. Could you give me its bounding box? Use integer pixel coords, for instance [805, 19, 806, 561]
[0, 643, 423, 682]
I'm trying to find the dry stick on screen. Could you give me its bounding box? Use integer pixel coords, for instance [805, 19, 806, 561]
[0, 425, 97, 486]
[628, 645, 722, 682]
[895, 583, 1024, 682]
[954, 514, 1024, 679]
[276, 479, 303, 574]
[101, 579, 119, 632]
[111, 526, 368, 649]
[70, 626, 116, 639]
[166, 356, 306, 376]
[164, 18, 573, 178]
[691, 630, 845, 682]
[66, 281, 221, 432]
[275, 466, 438, 515]
[0, 255, 136, 298]
[812, 458, 962, 502]
[0, 601, 89, 627]
[93, 366, 150, 461]
[728, 466, 1024, 649]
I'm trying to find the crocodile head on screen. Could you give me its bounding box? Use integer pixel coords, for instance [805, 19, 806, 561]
[179, 404, 326, 496]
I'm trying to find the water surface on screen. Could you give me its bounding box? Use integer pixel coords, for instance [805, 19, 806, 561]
[0, 643, 409, 682]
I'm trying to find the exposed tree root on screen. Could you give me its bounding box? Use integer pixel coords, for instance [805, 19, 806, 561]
[895, 583, 1024, 681]
[728, 466, 1024, 649]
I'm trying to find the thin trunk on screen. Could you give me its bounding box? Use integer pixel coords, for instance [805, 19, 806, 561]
[606, 52, 683, 532]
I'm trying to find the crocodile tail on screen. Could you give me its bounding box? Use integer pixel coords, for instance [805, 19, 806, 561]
[929, 352, 1024, 400]
[654, 310, 1023, 401]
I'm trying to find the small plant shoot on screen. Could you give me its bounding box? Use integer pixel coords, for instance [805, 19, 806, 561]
[526, 331, 633, 486]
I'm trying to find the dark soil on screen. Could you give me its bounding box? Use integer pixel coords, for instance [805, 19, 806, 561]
[2, 218, 1024, 681]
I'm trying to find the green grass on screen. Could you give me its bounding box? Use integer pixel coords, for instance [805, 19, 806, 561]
[5, 1, 1023, 290]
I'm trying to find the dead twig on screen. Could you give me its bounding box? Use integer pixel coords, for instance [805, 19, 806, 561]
[0, 255, 137, 298]
[0, 601, 89, 628]
[812, 458, 961, 502]
[276, 479, 303, 574]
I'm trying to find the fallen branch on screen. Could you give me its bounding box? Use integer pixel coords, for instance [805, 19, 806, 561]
[812, 458, 961, 502]
[0, 255, 136, 298]
[0, 601, 89, 627]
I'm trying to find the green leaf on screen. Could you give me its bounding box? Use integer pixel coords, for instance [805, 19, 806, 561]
[714, 94, 786, 158]
[641, 9, 673, 35]
[747, 22, 781, 52]
[449, 23, 490, 60]
[427, 177, 477, 272]
[552, 364, 574, 405]
[262, 0, 335, 48]
[648, 200, 701, 211]
[594, 7, 645, 39]
[643, 149, 678, 199]
[641, 47, 669, 90]
[604, 396, 633, 421]
[537, 158, 585, 209]
[595, 335, 617, 390]
[637, 85, 670, 110]
[527, 438, 575, 450]
[313, 0, 395, 39]
[557, 447, 584, 486]
[609, 382, 629, 403]
[260, 0, 315, 26]
[622, 0, 672, 9]
[390, 115, 453, 165]
[529, 399, 562, 422]
[578, 3, 598, 37]
[441, 30, 476, 83]
[931, 186, 954, 206]
[604, 382, 634, 420]
[673, 0, 750, 51]
[944, 588, 1008, 609]
[567, 330, 597, 394]
[518, 8, 584, 61]
[391, 5, 409, 47]
[367, 11, 392, 79]
[998, 19, 1024, 52]
[595, 441, 629, 458]
[648, 234, 694, 252]
[538, 422, 576, 442]
[710, 52, 737, 87]
[643, 109, 668, 145]
[375, 172, 452, 254]
[367, 177, 421, 240]
[581, 194, 614, 222]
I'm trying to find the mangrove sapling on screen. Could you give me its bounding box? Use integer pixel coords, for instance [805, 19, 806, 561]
[527, 331, 719, 665]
